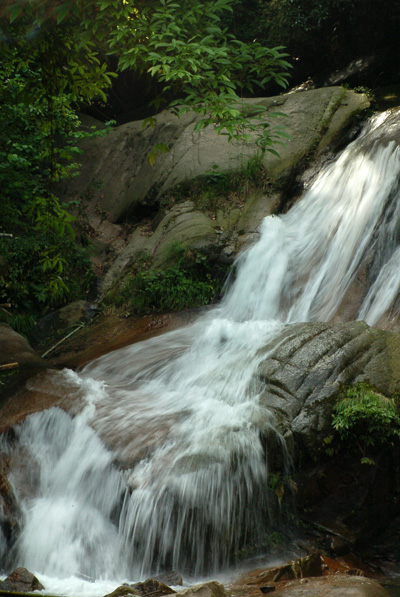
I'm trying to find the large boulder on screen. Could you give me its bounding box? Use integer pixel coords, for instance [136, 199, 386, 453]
[270, 576, 389, 596]
[257, 320, 400, 457]
[0, 323, 46, 370]
[63, 88, 369, 224]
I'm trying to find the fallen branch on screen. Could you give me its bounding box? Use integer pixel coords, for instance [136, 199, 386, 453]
[0, 362, 19, 371]
[41, 325, 83, 359]
[0, 233, 13, 237]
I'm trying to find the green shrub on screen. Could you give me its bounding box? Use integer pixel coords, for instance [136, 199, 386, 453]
[0, 235, 96, 322]
[104, 249, 223, 314]
[331, 383, 400, 464]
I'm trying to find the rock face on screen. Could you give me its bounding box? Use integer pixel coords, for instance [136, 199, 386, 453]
[257, 320, 400, 458]
[65, 88, 368, 223]
[60, 88, 369, 292]
[31, 299, 98, 347]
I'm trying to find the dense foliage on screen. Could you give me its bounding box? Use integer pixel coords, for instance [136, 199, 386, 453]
[104, 247, 224, 314]
[0, 23, 113, 333]
[0, 0, 292, 333]
[330, 383, 400, 465]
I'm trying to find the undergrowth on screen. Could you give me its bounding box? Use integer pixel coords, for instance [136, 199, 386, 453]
[103, 245, 226, 314]
[326, 383, 400, 465]
[0, 234, 96, 338]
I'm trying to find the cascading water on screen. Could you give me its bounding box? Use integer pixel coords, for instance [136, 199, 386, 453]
[2, 109, 400, 592]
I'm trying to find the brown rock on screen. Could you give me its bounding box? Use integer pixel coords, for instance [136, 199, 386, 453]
[179, 581, 226, 597]
[258, 553, 324, 583]
[271, 575, 389, 596]
[0, 567, 45, 592]
[130, 578, 176, 597]
[0, 323, 46, 369]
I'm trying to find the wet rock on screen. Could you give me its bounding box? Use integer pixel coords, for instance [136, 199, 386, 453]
[104, 586, 140, 597]
[0, 451, 21, 562]
[179, 581, 226, 597]
[154, 571, 183, 586]
[258, 320, 400, 459]
[270, 575, 389, 596]
[0, 567, 45, 592]
[130, 578, 176, 597]
[63, 88, 368, 224]
[256, 553, 325, 582]
[232, 558, 389, 597]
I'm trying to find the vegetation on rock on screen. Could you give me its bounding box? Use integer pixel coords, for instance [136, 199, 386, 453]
[104, 246, 226, 314]
[329, 383, 400, 465]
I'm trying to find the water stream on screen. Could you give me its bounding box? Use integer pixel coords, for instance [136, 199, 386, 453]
[2, 109, 400, 593]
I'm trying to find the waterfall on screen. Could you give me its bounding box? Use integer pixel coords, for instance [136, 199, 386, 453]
[2, 109, 400, 589]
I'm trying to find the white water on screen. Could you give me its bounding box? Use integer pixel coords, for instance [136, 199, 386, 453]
[2, 110, 400, 594]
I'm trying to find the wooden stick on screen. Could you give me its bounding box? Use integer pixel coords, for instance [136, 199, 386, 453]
[0, 233, 13, 237]
[0, 362, 19, 371]
[41, 325, 83, 358]
[0, 303, 11, 309]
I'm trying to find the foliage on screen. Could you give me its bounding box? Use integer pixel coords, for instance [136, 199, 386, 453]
[0, 234, 95, 317]
[0, 9, 114, 323]
[331, 383, 400, 464]
[104, 248, 224, 314]
[3, 0, 291, 150]
[268, 471, 297, 506]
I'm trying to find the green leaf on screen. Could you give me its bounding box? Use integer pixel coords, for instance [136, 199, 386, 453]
[56, 4, 71, 24]
[7, 3, 23, 23]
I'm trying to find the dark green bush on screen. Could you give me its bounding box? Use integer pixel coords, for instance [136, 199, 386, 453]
[104, 249, 223, 314]
[331, 383, 400, 464]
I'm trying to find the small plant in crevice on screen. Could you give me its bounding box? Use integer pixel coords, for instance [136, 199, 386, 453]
[328, 383, 400, 465]
[103, 246, 227, 315]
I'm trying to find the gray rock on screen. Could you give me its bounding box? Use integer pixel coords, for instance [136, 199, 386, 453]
[154, 571, 183, 586]
[257, 321, 400, 457]
[62, 88, 369, 224]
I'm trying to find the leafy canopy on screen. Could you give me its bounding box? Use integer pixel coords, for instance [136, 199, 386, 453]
[2, 0, 292, 147]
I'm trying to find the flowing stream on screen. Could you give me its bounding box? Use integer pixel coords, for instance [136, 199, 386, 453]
[2, 109, 400, 593]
